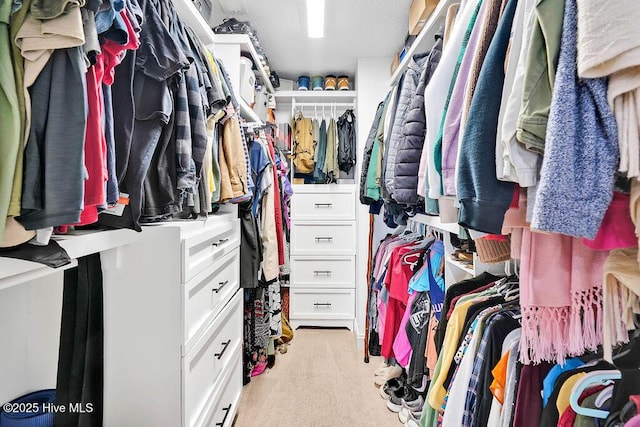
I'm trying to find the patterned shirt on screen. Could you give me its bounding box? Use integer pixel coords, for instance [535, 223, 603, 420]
[461, 310, 519, 427]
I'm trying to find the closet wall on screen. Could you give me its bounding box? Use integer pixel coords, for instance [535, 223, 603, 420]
[274, 58, 392, 347]
[354, 57, 396, 348]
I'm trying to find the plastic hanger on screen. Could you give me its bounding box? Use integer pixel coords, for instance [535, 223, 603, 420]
[594, 384, 615, 409]
[570, 370, 622, 419]
[391, 225, 407, 237]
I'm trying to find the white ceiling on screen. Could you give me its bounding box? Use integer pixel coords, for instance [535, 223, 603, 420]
[207, 0, 413, 80]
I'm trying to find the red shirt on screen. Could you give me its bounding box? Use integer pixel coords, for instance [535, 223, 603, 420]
[75, 11, 139, 225]
[384, 244, 424, 305]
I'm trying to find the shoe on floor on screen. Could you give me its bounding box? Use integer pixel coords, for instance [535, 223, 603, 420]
[401, 386, 424, 410]
[375, 365, 393, 378]
[399, 406, 422, 424]
[380, 377, 404, 400]
[411, 375, 430, 393]
[374, 365, 403, 387]
[374, 361, 390, 376]
[404, 407, 422, 427]
[387, 386, 409, 413]
[399, 407, 409, 424]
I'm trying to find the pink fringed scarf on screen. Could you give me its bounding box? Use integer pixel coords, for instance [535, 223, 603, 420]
[519, 228, 609, 364]
[602, 248, 640, 362]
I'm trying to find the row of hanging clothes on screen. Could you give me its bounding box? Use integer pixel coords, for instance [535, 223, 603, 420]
[369, 218, 640, 427]
[291, 103, 357, 183]
[240, 122, 293, 384]
[366, 222, 447, 419]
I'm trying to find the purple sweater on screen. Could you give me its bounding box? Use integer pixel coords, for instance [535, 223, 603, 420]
[441, 0, 488, 196]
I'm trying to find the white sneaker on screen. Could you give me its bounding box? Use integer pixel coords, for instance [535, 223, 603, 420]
[374, 361, 390, 376]
[374, 365, 403, 387]
[404, 408, 422, 427]
[405, 418, 420, 427]
[399, 407, 409, 424]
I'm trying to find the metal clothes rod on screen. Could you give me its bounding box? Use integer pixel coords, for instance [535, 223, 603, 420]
[293, 102, 356, 107]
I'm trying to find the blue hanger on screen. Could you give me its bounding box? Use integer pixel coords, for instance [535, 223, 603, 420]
[569, 369, 621, 419]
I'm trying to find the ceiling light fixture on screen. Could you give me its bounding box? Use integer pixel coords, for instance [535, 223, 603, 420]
[306, 0, 325, 38]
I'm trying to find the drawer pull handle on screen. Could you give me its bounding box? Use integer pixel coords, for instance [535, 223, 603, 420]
[212, 238, 230, 247]
[313, 270, 332, 276]
[213, 280, 229, 293]
[215, 404, 232, 427]
[313, 302, 332, 307]
[314, 203, 333, 208]
[214, 339, 232, 359]
[314, 237, 333, 242]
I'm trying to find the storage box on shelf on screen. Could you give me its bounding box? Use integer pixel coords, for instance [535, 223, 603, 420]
[212, 33, 275, 124]
[409, 213, 505, 285]
[289, 184, 357, 331]
[239, 56, 256, 104]
[391, 0, 455, 85]
[391, 53, 400, 75]
[409, 0, 440, 35]
[211, 34, 275, 94]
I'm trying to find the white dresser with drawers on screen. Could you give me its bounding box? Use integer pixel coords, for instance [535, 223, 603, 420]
[289, 185, 357, 330]
[101, 207, 243, 427]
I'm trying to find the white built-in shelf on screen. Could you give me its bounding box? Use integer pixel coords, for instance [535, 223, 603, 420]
[170, 1, 266, 125]
[0, 229, 139, 290]
[410, 213, 460, 235]
[238, 97, 262, 124]
[172, 0, 215, 45]
[390, 0, 455, 86]
[291, 183, 356, 192]
[445, 256, 475, 276]
[212, 34, 275, 94]
[0, 208, 238, 291]
[274, 90, 357, 102]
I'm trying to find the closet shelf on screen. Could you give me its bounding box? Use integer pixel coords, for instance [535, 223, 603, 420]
[291, 183, 357, 192]
[171, 0, 215, 45]
[211, 34, 275, 94]
[389, 0, 455, 86]
[274, 90, 357, 102]
[238, 97, 263, 124]
[410, 213, 460, 235]
[445, 257, 475, 276]
[0, 229, 139, 290]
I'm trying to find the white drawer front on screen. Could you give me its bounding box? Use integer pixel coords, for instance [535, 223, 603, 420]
[183, 291, 242, 427]
[292, 191, 355, 220]
[181, 219, 240, 283]
[290, 288, 355, 320]
[182, 249, 240, 355]
[200, 355, 242, 427]
[291, 222, 356, 255]
[291, 257, 355, 288]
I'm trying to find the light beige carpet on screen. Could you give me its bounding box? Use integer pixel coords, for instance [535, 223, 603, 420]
[234, 328, 400, 427]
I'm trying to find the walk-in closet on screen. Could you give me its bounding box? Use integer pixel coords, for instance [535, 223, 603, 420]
[1, 0, 640, 426]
